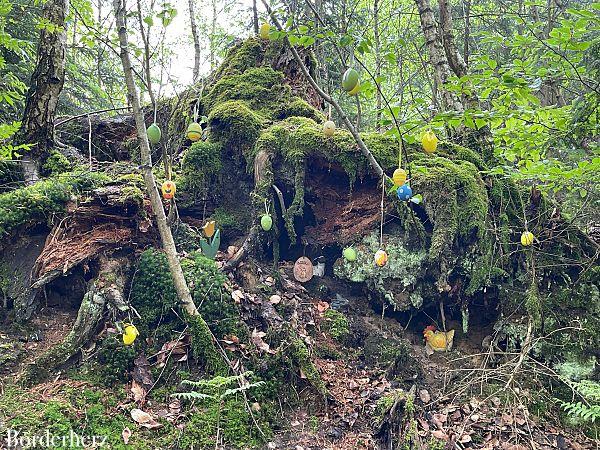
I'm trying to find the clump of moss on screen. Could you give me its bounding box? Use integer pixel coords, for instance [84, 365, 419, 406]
[334, 232, 427, 310]
[0, 170, 109, 236]
[131, 249, 244, 374]
[208, 100, 263, 149]
[322, 309, 349, 343]
[97, 335, 136, 385]
[180, 141, 222, 200]
[42, 150, 72, 175]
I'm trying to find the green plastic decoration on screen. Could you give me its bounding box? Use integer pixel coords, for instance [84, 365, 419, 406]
[342, 68, 359, 92]
[147, 123, 161, 145]
[200, 228, 220, 259]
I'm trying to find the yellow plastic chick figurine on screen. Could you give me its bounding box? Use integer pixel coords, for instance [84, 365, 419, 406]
[423, 325, 455, 355]
[122, 324, 139, 346]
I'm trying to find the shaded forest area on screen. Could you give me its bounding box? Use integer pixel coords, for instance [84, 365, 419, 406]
[0, 0, 599, 448]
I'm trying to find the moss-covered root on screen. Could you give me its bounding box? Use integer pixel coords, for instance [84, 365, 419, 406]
[186, 313, 229, 375]
[288, 334, 327, 397]
[20, 257, 129, 386]
[374, 386, 417, 447]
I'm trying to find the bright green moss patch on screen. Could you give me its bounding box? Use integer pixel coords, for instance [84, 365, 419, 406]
[42, 150, 72, 175]
[0, 171, 109, 236]
[208, 100, 263, 149]
[322, 309, 350, 343]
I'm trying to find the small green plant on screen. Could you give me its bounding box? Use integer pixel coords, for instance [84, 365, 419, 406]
[322, 309, 349, 343]
[199, 228, 221, 259]
[172, 371, 264, 402]
[560, 380, 600, 424]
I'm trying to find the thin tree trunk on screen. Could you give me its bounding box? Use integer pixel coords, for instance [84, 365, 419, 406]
[374, 0, 382, 127]
[438, 0, 468, 78]
[210, 0, 217, 70]
[414, 0, 463, 112]
[14, 0, 69, 184]
[113, 0, 198, 316]
[463, 0, 471, 66]
[252, 0, 259, 34]
[188, 0, 201, 82]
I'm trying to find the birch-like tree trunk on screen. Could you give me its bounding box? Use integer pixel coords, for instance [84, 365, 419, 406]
[438, 0, 468, 78]
[15, 0, 69, 184]
[414, 0, 463, 112]
[113, 0, 198, 317]
[188, 0, 201, 82]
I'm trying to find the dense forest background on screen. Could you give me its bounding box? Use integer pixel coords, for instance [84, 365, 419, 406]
[0, 0, 598, 448]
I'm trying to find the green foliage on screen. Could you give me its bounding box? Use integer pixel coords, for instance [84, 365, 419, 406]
[208, 100, 263, 149]
[180, 141, 222, 199]
[172, 372, 269, 448]
[560, 380, 600, 424]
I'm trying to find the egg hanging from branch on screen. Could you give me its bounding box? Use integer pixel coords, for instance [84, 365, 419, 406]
[348, 80, 361, 96]
[323, 120, 336, 137]
[147, 123, 161, 145]
[186, 122, 202, 142]
[342, 68, 359, 92]
[261, 214, 273, 231]
[343, 247, 357, 262]
[260, 23, 271, 39]
[421, 130, 438, 154]
[396, 183, 413, 201]
[122, 324, 139, 346]
[520, 231, 534, 247]
[161, 180, 176, 200]
[392, 168, 407, 186]
[374, 249, 388, 267]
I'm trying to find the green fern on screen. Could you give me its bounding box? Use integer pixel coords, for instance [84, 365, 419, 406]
[172, 371, 264, 402]
[560, 380, 600, 423]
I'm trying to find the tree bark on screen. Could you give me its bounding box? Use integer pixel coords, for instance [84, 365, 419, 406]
[373, 0, 382, 127]
[252, 0, 259, 34]
[438, 0, 468, 78]
[113, 0, 199, 317]
[413, 0, 463, 112]
[14, 0, 69, 184]
[188, 0, 201, 82]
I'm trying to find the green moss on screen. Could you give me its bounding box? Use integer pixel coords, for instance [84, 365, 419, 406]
[0, 170, 109, 236]
[208, 100, 263, 149]
[210, 206, 252, 233]
[97, 335, 137, 385]
[42, 150, 72, 175]
[180, 141, 222, 201]
[287, 335, 327, 397]
[334, 232, 427, 310]
[322, 309, 349, 343]
[212, 38, 264, 79]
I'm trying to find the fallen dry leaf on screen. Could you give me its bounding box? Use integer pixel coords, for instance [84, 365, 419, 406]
[251, 328, 273, 354]
[122, 427, 132, 444]
[130, 408, 162, 429]
[130, 380, 146, 404]
[231, 289, 244, 303]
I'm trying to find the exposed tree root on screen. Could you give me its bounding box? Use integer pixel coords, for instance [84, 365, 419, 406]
[20, 256, 130, 386]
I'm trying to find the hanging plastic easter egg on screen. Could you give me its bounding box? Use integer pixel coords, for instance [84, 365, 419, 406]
[123, 324, 139, 346]
[374, 249, 388, 267]
[410, 194, 423, 205]
[342, 68, 359, 92]
[147, 123, 161, 145]
[260, 23, 271, 39]
[348, 80, 361, 96]
[323, 120, 336, 137]
[161, 180, 176, 199]
[520, 231, 534, 247]
[396, 183, 413, 201]
[186, 122, 202, 142]
[343, 247, 357, 262]
[421, 130, 438, 154]
[261, 214, 273, 231]
[392, 168, 407, 186]
[203, 220, 216, 238]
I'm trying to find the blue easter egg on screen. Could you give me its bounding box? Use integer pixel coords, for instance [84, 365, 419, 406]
[396, 184, 413, 201]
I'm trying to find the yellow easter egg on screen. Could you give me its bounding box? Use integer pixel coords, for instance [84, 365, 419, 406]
[374, 249, 388, 267]
[323, 120, 336, 137]
[421, 130, 438, 154]
[260, 23, 270, 39]
[392, 168, 407, 186]
[521, 231, 534, 247]
[123, 324, 139, 346]
[348, 80, 361, 96]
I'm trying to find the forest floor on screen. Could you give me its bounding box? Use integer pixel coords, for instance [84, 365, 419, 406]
[0, 259, 597, 449]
